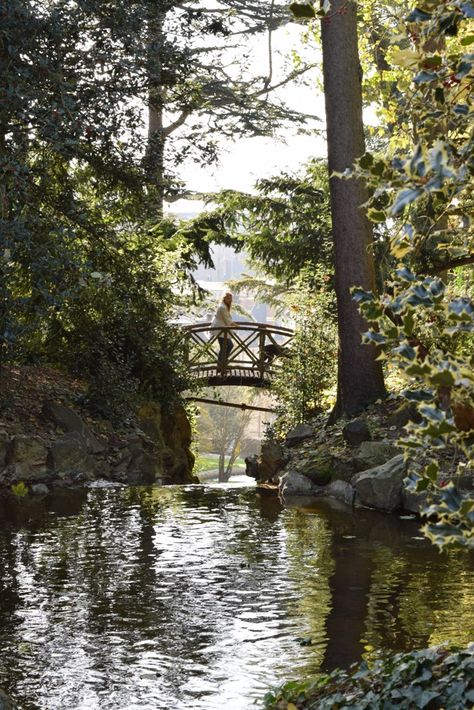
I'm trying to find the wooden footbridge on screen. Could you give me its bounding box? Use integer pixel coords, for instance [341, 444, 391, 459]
[183, 322, 294, 388]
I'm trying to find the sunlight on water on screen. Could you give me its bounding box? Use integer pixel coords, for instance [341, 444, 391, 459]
[0, 485, 472, 709]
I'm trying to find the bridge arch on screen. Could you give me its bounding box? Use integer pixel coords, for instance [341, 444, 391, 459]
[183, 322, 294, 387]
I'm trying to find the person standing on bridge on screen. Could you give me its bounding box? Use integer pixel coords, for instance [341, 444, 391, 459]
[211, 292, 237, 374]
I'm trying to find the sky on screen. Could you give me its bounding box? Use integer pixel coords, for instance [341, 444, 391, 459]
[165, 23, 327, 215]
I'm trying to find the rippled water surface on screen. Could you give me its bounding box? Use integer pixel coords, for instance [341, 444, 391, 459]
[0, 480, 473, 709]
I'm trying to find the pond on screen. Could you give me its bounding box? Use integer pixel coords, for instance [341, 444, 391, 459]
[0, 480, 473, 710]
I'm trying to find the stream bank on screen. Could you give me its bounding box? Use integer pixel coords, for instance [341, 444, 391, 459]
[246, 396, 473, 515]
[0, 366, 197, 494]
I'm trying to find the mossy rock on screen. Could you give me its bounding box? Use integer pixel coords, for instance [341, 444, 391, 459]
[300, 455, 332, 486]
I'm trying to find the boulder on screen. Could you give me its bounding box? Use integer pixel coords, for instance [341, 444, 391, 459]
[245, 454, 260, 479]
[10, 435, 48, 466]
[324, 480, 356, 506]
[49, 431, 92, 473]
[0, 688, 17, 710]
[260, 440, 286, 479]
[300, 461, 332, 486]
[280, 470, 321, 497]
[137, 402, 165, 446]
[31, 483, 49, 496]
[402, 486, 429, 515]
[343, 419, 371, 446]
[352, 454, 406, 511]
[284, 424, 314, 447]
[354, 440, 401, 472]
[43, 401, 105, 454]
[8, 435, 49, 480]
[387, 402, 422, 429]
[0, 429, 10, 467]
[127, 449, 161, 485]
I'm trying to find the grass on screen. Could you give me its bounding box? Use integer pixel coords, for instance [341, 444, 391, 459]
[194, 454, 246, 473]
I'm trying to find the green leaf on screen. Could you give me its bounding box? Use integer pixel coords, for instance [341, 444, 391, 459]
[359, 153, 374, 169]
[460, 35, 474, 45]
[431, 370, 455, 387]
[396, 266, 416, 282]
[394, 343, 416, 360]
[414, 70, 438, 83]
[461, 2, 474, 17]
[405, 8, 432, 22]
[391, 187, 423, 216]
[289, 2, 316, 18]
[403, 311, 415, 335]
[403, 388, 434, 401]
[368, 209, 387, 223]
[422, 55, 442, 68]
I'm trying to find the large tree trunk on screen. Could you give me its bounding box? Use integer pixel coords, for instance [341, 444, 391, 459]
[321, 0, 385, 418]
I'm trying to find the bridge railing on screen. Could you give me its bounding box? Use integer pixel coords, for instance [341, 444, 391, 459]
[182, 321, 294, 385]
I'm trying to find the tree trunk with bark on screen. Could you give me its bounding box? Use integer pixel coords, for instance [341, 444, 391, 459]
[321, 0, 386, 418]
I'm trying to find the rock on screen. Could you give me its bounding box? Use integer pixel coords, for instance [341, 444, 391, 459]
[43, 401, 105, 454]
[352, 455, 406, 511]
[10, 435, 48, 466]
[0, 688, 17, 710]
[324, 480, 356, 506]
[343, 419, 371, 446]
[43, 401, 85, 432]
[331, 456, 357, 482]
[49, 431, 91, 473]
[387, 402, 422, 429]
[127, 450, 161, 485]
[245, 454, 260, 479]
[354, 440, 401, 472]
[259, 440, 286, 479]
[7, 435, 49, 480]
[284, 424, 314, 447]
[402, 486, 429, 515]
[138, 401, 165, 445]
[0, 430, 10, 467]
[31, 483, 49, 495]
[280, 470, 321, 497]
[300, 463, 332, 486]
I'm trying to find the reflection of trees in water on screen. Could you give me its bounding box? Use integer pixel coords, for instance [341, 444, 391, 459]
[280, 508, 334, 675]
[363, 546, 474, 659]
[281, 500, 474, 674]
[1, 486, 473, 708]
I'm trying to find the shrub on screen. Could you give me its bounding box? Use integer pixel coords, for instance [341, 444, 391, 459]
[263, 644, 474, 709]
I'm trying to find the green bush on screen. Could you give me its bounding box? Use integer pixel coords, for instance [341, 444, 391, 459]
[271, 284, 337, 436]
[264, 644, 474, 709]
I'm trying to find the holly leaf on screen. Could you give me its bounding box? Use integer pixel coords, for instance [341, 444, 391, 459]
[289, 2, 316, 18]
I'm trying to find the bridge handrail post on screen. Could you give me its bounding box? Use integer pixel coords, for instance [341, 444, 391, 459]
[222, 328, 229, 373]
[258, 328, 265, 380]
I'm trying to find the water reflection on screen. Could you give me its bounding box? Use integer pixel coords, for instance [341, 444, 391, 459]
[0, 485, 472, 709]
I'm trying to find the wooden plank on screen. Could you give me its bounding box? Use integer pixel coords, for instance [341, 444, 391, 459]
[186, 397, 276, 413]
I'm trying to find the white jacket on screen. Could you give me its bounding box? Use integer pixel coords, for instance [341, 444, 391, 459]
[211, 303, 236, 329]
